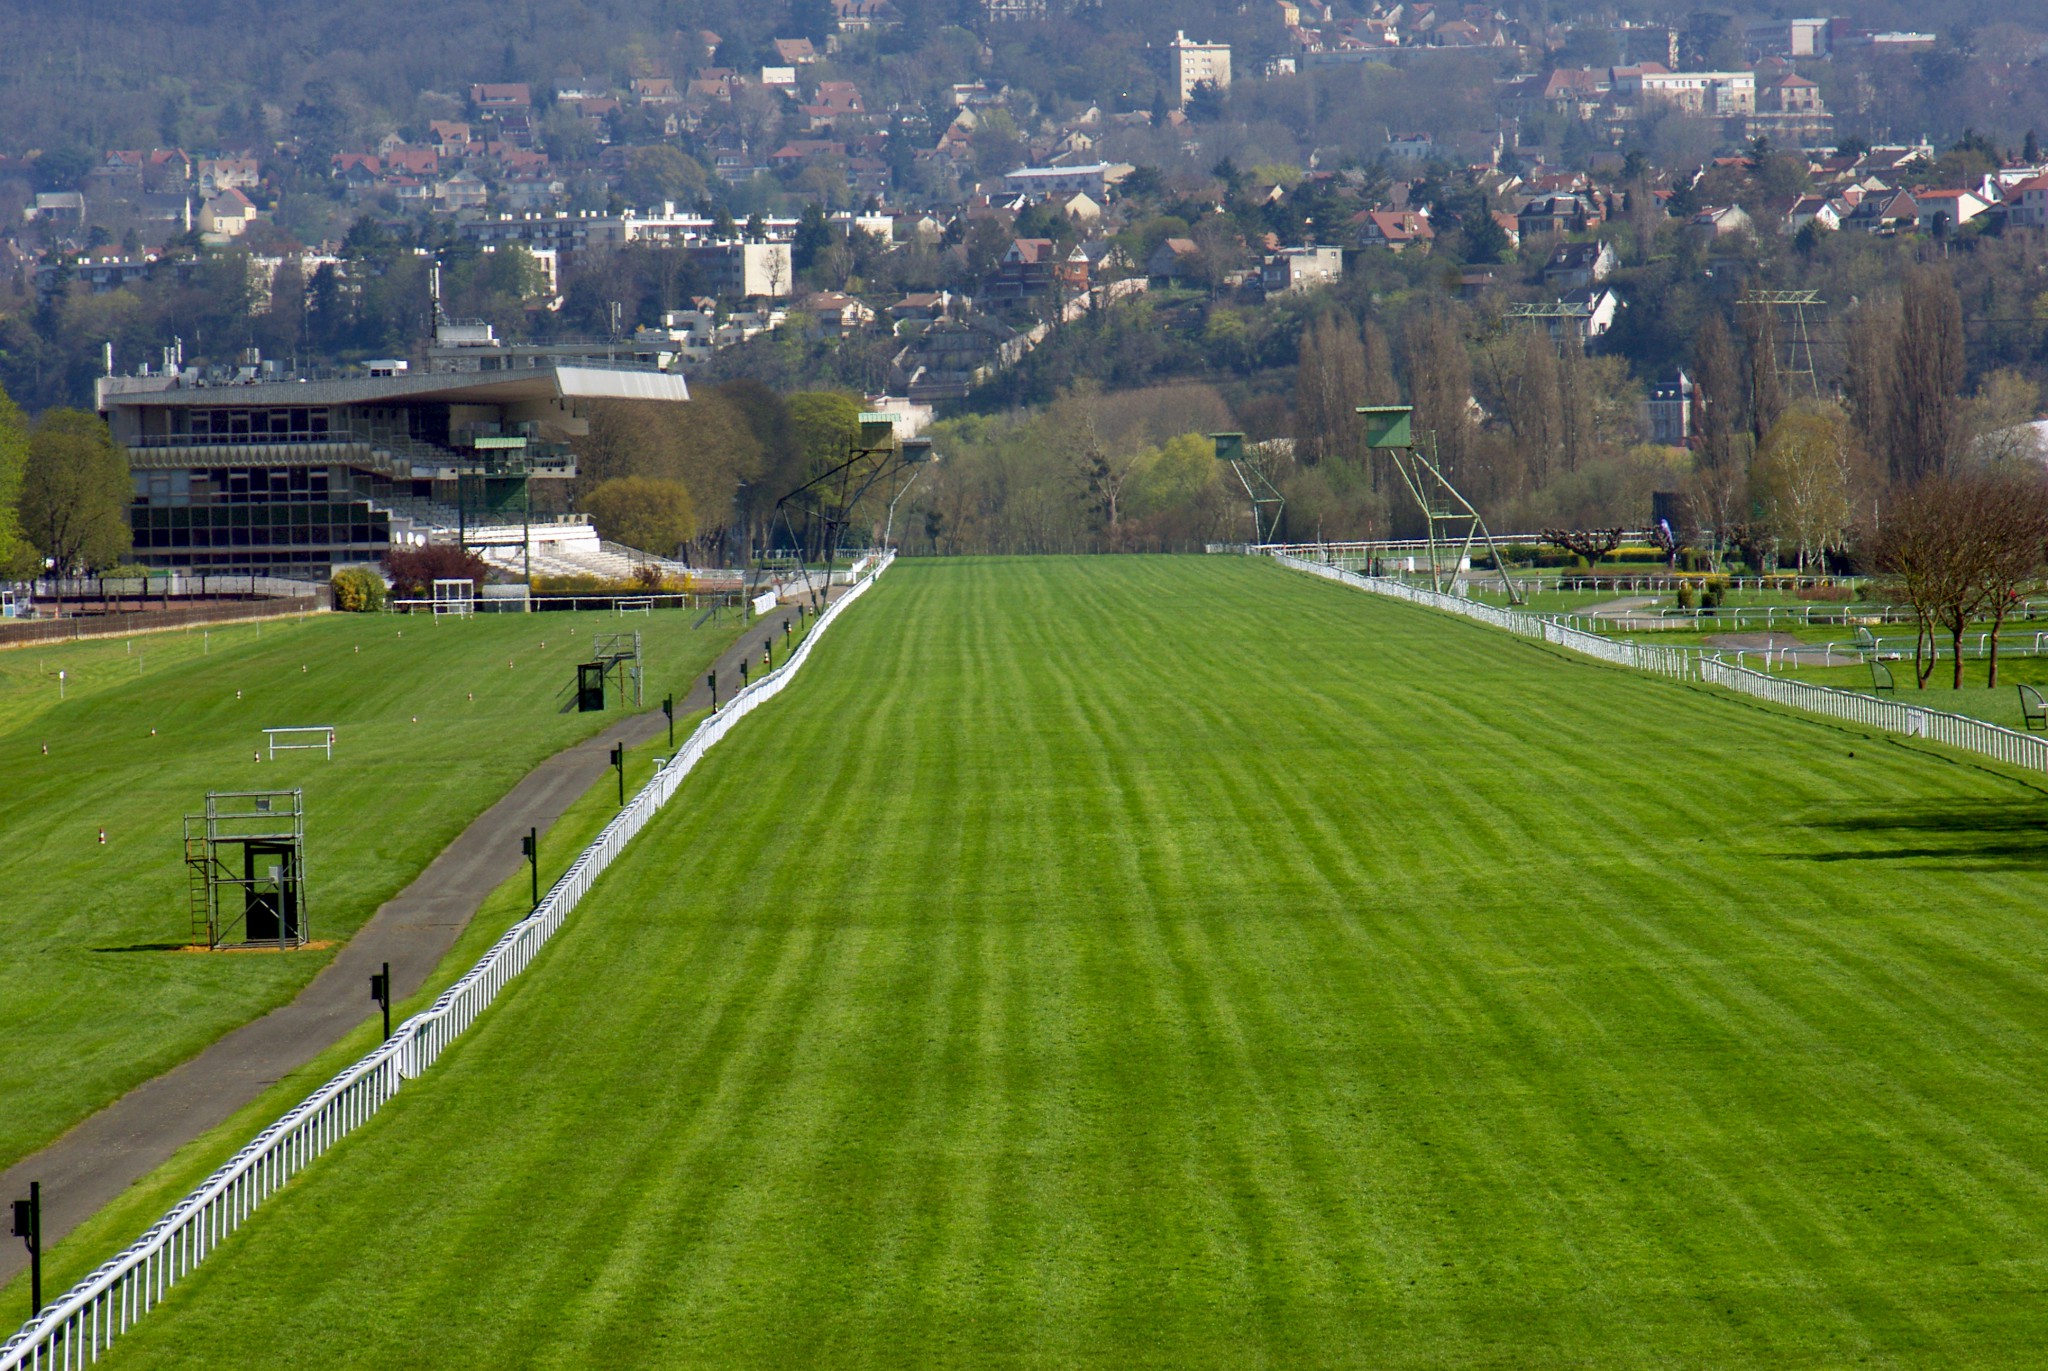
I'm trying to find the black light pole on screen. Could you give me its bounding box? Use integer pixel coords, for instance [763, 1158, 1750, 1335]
[610, 744, 625, 804]
[369, 963, 391, 1042]
[739, 660, 749, 688]
[521, 828, 538, 908]
[707, 669, 718, 712]
[662, 692, 674, 746]
[764, 637, 774, 670]
[10, 1181, 40, 1318]
[783, 617, 792, 642]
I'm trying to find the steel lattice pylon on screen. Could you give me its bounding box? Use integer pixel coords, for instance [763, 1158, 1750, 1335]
[1211, 432, 1284, 544]
[1737, 289, 1826, 399]
[1356, 405, 1521, 603]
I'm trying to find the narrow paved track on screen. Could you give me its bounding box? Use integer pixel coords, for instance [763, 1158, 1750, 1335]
[0, 601, 823, 1284]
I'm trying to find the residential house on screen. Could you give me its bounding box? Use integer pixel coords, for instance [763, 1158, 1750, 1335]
[632, 78, 680, 104]
[434, 171, 490, 213]
[2008, 174, 2048, 229]
[1261, 244, 1344, 295]
[988, 237, 1064, 301]
[1385, 132, 1436, 162]
[470, 83, 533, 111]
[1517, 193, 1600, 238]
[1355, 209, 1434, 253]
[1688, 204, 1754, 237]
[772, 37, 820, 64]
[1147, 237, 1202, 282]
[1842, 189, 1916, 234]
[384, 146, 440, 178]
[1049, 190, 1102, 225]
[1541, 239, 1616, 288]
[197, 158, 260, 196]
[1777, 195, 1840, 234]
[799, 290, 877, 333]
[802, 81, 866, 129]
[23, 191, 86, 224]
[1647, 370, 1695, 445]
[197, 188, 260, 238]
[1548, 284, 1623, 344]
[890, 290, 954, 325]
[1914, 189, 1988, 235]
[1759, 72, 1822, 113]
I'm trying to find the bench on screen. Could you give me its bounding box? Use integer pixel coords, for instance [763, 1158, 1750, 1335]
[2021, 684, 2048, 732]
[1868, 660, 1896, 695]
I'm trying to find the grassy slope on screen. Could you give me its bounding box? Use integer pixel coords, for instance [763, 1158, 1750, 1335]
[108, 558, 2048, 1367]
[0, 725, 690, 1314]
[0, 608, 740, 1169]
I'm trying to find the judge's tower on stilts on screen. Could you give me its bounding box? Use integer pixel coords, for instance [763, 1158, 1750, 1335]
[1355, 405, 1521, 604]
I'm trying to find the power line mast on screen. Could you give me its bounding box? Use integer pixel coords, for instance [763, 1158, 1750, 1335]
[1356, 405, 1521, 604]
[1737, 289, 1825, 399]
[1211, 432, 1284, 545]
[1502, 299, 1596, 353]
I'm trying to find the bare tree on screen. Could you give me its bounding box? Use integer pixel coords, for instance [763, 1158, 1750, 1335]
[1740, 299, 1785, 445]
[1975, 467, 2048, 688]
[1874, 471, 2019, 689]
[1890, 266, 1966, 484]
[1542, 527, 1625, 573]
[1294, 312, 1369, 467]
[1843, 294, 1900, 480]
[1404, 306, 1473, 482]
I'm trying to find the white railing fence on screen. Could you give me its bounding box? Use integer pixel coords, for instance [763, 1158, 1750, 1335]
[1276, 554, 1695, 679]
[1276, 553, 2048, 775]
[0, 554, 897, 1371]
[1698, 656, 2048, 773]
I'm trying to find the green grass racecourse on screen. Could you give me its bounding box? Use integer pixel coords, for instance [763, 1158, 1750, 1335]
[97, 557, 2048, 1367]
[0, 607, 740, 1171]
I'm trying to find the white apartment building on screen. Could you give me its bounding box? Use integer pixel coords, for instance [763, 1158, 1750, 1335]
[1615, 68, 1755, 116]
[1170, 31, 1232, 108]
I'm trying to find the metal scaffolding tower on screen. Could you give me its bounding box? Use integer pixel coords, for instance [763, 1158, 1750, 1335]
[184, 790, 308, 949]
[770, 414, 931, 612]
[1211, 432, 1285, 544]
[1356, 405, 1521, 603]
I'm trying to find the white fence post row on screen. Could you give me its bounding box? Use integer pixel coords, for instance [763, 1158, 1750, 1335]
[0, 554, 897, 1371]
[1273, 552, 2048, 775]
[1697, 655, 2048, 773]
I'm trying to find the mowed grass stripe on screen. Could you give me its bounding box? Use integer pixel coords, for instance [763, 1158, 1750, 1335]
[105, 555, 2048, 1368]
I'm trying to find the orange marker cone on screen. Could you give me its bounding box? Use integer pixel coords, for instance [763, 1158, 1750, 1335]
[97, 827, 106, 845]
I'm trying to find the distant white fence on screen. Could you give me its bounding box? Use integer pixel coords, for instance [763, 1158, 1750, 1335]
[0, 553, 897, 1371]
[1698, 656, 2048, 774]
[1276, 554, 1694, 678]
[1274, 552, 2048, 773]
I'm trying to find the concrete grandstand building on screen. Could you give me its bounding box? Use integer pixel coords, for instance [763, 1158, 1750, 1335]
[96, 345, 689, 578]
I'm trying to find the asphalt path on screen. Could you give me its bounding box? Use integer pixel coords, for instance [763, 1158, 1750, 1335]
[0, 598, 828, 1286]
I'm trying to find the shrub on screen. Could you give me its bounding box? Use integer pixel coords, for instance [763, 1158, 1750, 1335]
[1675, 581, 1697, 609]
[1794, 584, 1854, 602]
[1701, 576, 1729, 609]
[384, 544, 492, 599]
[330, 567, 387, 612]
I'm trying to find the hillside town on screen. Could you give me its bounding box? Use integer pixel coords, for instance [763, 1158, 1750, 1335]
[2, 6, 2043, 410]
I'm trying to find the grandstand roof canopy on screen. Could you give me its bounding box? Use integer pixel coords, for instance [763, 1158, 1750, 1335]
[97, 362, 688, 412]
